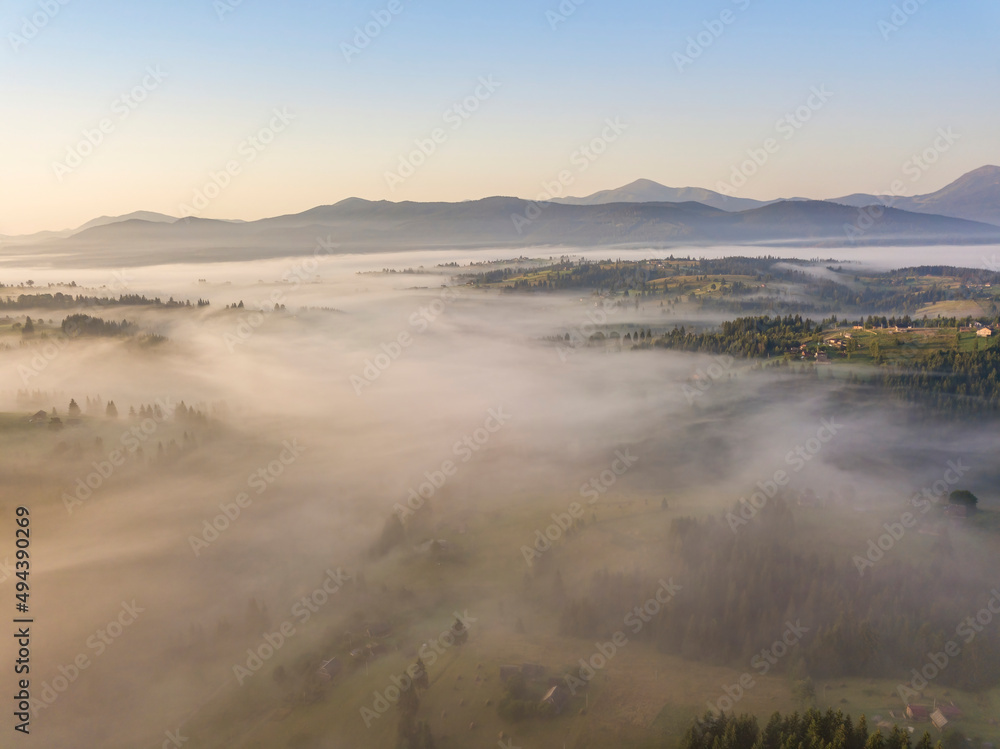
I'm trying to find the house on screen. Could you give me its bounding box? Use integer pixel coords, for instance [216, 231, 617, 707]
[945, 504, 968, 519]
[907, 705, 930, 721]
[28, 410, 47, 425]
[977, 327, 993, 337]
[930, 709, 948, 730]
[939, 704, 963, 720]
[540, 685, 570, 714]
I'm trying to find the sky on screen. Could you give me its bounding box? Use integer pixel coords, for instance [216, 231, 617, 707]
[1, 0, 998, 235]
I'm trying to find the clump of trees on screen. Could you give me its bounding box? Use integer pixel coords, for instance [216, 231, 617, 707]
[873, 349, 1000, 414]
[654, 315, 817, 358]
[679, 709, 938, 749]
[0, 292, 203, 309]
[396, 658, 434, 749]
[497, 672, 556, 723]
[62, 314, 135, 337]
[948, 490, 978, 512]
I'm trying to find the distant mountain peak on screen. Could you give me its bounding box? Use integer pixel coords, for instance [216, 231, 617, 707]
[962, 164, 1000, 176]
[551, 179, 773, 212]
[74, 211, 176, 233]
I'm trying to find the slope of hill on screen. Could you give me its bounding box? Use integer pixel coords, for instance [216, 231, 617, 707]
[827, 165, 1000, 226]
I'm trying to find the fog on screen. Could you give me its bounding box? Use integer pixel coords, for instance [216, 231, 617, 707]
[1, 247, 999, 748]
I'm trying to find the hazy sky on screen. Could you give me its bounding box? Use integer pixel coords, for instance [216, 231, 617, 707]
[1, 0, 998, 235]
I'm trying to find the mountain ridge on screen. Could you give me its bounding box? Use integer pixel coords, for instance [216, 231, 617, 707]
[9, 197, 995, 270]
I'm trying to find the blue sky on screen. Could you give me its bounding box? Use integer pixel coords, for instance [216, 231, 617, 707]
[1, 0, 997, 233]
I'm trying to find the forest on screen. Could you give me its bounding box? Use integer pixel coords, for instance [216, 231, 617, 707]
[556, 499, 1000, 693]
[678, 710, 943, 749]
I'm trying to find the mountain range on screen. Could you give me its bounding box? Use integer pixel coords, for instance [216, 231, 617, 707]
[553, 166, 1000, 227]
[2, 167, 999, 265]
